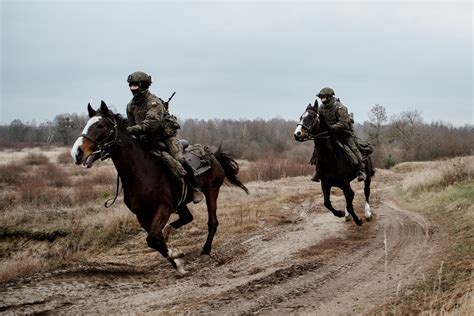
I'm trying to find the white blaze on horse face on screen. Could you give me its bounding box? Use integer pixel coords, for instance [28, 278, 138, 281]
[71, 116, 102, 163]
[294, 111, 309, 137]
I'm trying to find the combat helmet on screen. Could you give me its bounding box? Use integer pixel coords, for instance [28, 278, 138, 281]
[127, 71, 152, 87]
[317, 87, 335, 98]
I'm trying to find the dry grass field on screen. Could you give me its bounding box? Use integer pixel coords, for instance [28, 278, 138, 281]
[0, 147, 472, 314]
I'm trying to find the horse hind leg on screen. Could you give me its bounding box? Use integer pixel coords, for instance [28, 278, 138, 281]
[363, 175, 373, 221]
[202, 188, 219, 255]
[163, 204, 194, 242]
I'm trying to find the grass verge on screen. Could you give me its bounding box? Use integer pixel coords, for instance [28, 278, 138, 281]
[381, 157, 473, 314]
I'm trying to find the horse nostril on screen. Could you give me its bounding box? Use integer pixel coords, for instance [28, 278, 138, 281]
[76, 148, 83, 164]
[296, 131, 301, 136]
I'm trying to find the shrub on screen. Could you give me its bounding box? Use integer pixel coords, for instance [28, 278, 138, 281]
[0, 192, 16, 210]
[22, 153, 50, 166]
[40, 163, 72, 187]
[18, 176, 73, 207]
[383, 154, 396, 169]
[0, 162, 26, 185]
[73, 185, 103, 205]
[239, 157, 312, 182]
[57, 150, 73, 164]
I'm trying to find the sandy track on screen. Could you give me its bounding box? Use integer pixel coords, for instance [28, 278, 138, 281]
[0, 179, 437, 315]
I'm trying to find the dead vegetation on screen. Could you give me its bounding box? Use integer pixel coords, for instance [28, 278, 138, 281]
[0, 147, 318, 284]
[1, 146, 472, 315]
[382, 156, 474, 314]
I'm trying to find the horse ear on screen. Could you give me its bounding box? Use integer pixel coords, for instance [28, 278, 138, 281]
[314, 99, 319, 112]
[87, 103, 96, 118]
[100, 100, 109, 115]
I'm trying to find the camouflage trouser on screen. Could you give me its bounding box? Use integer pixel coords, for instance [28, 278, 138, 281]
[153, 136, 187, 178]
[346, 137, 365, 170]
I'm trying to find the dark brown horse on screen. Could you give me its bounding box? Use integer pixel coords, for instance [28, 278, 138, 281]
[71, 101, 248, 274]
[294, 101, 374, 226]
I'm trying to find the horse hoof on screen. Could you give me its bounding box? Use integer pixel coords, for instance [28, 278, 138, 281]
[336, 211, 345, 218]
[355, 219, 363, 226]
[345, 214, 352, 222]
[365, 214, 373, 222]
[174, 259, 189, 276]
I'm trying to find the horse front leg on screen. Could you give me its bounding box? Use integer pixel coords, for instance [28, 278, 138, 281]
[146, 205, 188, 275]
[321, 181, 345, 218]
[342, 183, 362, 226]
[163, 204, 194, 242]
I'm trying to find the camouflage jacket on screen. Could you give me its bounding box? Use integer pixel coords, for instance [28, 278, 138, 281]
[126, 90, 167, 137]
[319, 98, 353, 135]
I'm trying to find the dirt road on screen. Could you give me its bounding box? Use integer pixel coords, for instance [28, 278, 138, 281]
[1, 173, 438, 314]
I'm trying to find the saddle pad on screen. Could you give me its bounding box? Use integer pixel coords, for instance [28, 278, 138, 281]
[183, 144, 212, 176]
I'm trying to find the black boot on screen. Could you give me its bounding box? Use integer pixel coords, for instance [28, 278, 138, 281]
[311, 171, 320, 182]
[182, 160, 204, 203]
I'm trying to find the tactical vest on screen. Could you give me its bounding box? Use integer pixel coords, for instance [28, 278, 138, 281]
[320, 99, 341, 125]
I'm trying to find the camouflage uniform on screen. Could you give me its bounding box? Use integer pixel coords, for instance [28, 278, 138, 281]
[320, 99, 365, 166]
[317, 87, 366, 181]
[126, 71, 203, 203]
[127, 90, 187, 178]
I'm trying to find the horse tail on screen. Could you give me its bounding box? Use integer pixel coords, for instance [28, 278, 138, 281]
[214, 146, 249, 194]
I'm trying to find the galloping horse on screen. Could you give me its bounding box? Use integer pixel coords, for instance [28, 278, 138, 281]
[294, 101, 374, 226]
[71, 101, 248, 274]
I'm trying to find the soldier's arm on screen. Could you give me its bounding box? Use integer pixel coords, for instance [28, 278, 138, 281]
[330, 106, 352, 132]
[126, 106, 135, 127]
[127, 103, 165, 135]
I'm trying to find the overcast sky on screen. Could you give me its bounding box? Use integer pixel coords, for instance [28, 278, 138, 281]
[1, 0, 472, 126]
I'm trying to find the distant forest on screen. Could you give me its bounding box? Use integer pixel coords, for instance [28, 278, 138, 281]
[0, 105, 472, 168]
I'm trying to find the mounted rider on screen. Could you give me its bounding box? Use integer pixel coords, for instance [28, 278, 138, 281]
[125, 71, 203, 203]
[311, 87, 366, 182]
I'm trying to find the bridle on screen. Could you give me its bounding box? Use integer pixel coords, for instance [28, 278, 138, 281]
[297, 110, 330, 141]
[77, 115, 124, 208]
[79, 116, 123, 161]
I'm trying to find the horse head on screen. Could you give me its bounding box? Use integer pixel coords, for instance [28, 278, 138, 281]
[294, 99, 321, 142]
[71, 101, 124, 168]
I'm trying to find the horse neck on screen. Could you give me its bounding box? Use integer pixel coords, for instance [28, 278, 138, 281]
[314, 138, 333, 163]
[109, 132, 161, 187]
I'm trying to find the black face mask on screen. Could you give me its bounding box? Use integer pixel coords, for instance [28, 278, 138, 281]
[321, 96, 333, 105]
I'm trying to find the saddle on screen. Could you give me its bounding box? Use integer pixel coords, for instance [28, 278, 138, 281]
[179, 140, 212, 176]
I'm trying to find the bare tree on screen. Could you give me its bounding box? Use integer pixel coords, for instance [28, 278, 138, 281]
[368, 104, 388, 146]
[389, 110, 423, 160]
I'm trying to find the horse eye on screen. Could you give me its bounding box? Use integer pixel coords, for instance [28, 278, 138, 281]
[96, 123, 104, 128]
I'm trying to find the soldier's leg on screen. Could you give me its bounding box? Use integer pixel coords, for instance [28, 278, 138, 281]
[347, 137, 366, 181]
[166, 137, 203, 204]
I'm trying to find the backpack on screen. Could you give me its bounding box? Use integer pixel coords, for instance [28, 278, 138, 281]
[163, 112, 180, 137]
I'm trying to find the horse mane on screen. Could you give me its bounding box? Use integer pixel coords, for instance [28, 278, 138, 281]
[317, 112, 330, 133]
[96, 107, 127, 128]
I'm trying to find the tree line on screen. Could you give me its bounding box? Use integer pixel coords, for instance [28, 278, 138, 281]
[0, 106, 472, 168]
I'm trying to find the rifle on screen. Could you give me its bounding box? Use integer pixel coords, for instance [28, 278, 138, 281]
[163, 91, 176, 110]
